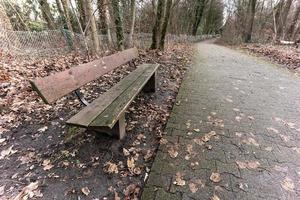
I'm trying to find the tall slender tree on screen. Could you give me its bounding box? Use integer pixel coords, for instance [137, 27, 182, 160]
[191, 0, 206, 35]
[85, 0, 100, 53]
[243, 0, 257, 42]
[61, 0, 74, 32]
[150, 0, 165, 49]
[159, 0, 172, 50]
[128, 0, 136, 47]
[38, 0, 56, 29]
[112, 0, 125, 50]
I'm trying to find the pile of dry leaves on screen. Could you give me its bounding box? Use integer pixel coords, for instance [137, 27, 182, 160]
[0, 44, 193, 199]
[241, 43, 300, 73]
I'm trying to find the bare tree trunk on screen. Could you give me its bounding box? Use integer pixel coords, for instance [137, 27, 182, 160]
[274, 0, 293, 41]
[128, 0, 136, 47]
[191, 0, 206, 35]
[159, 0, 172, 50]
[0, 4, 13, 31]
[150, 0, 165, 49]
[112, 0, 125, 50]
[243, 0, 257, 42]
[76, 0, 87, 30]
[38, 0, 56, 30]
[284, 0, 300, 41]
[61, 0, 74, 32]
[85, 0, 100, 54]
[98, 0, 107, 34]
[55, 0, 65, 25]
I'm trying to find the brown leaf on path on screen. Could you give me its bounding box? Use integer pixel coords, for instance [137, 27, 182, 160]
[186, 144, 194, 154]
[281, 177, 295, 192]
[104, 161, 119, 174]
[42, 159, 54, 171]
[247, 161, 260, 169]
[242, 137, 259, 147]
[13, 181, 42, 200]
[0, 145, 18, 159]
[173, 172, 186, 186]
[236, 161, 260, 169]
[211, 194, 220, 200]
[189, 182, 198, 193]
[167, 145, 179, 158]
[81, 187, 90, 196]
[193, 138, 204, 146]
[0, 185, 5, 196]
[123, 148, 130, 156]
[210, 172, 221, 183]
[235, 116, 242, 122]
[127, 157, 135, 169]
[202, 131, 216, 142]
[124, 184, 140, 199]
[114, 191, 121, 200]
[266, 127, 279, 134]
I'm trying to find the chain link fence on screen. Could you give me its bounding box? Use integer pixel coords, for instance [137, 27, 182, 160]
[0, 29, 216, 57]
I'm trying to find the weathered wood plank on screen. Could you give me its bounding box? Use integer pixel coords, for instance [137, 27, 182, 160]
[89, 64, 159, 128]
[29, 47, 139, 104]
[66, 65, 149, 127]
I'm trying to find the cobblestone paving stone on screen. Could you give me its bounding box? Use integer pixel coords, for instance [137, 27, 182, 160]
[141, 42, 300, 200]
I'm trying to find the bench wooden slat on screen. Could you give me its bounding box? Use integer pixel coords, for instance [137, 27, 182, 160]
[66, 65, 149, 127]
[29, 48, 138, 104]
[89, 64, 159, 128]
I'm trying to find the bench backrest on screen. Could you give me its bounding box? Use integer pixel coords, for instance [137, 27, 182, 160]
[29, 47, 139, 104]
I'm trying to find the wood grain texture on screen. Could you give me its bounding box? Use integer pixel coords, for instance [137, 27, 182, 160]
[29, 47, 139, 104]
[66, 65, 149, 127]
[89, 64, 159, 128]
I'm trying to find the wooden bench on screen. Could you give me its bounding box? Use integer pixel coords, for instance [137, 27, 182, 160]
[30, 48, 159, 139]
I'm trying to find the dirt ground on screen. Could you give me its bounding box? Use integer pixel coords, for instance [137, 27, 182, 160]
[0, 44, 193, 199]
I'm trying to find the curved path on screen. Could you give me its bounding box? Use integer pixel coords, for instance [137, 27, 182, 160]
[142, 42, 300, 199]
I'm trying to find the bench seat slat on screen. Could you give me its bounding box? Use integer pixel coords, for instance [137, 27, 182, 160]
[66, 65, 150, 127]
[89, 64, 159, 128]
[30, 48, 138, 104]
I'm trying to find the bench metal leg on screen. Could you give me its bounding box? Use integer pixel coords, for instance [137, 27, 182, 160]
[89, 112, 126, 140]
[143, 72, 156, 93]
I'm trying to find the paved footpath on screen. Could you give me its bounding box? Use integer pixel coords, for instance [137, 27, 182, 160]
[142, 42, 300, 200]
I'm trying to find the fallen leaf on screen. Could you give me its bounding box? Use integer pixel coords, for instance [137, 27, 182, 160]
[281, 177, 295, 192]
[235, 116, 242, 122]
[38, 126, 48, 133]
[173, 172, 186, 186]
[189, 182, 198, 193]
[42, 159, 54, 171]
[0, 185, 5, 196]
[247, 161, 260, 169]
[186, 144, 193, 154]
[236, 161, 260, 169]
[81, 187, 90, 196]
[13, 181, 42, 200]
[248, 116, 254, 120]
[210, 172, 221, 183]
[0, 138, 6, 144]
[242, 137, 259, 147]
[202, 131, 216, 142]
[225, 98, 233, 103]
[0, 145, 17, 159]
[114, 191, 121, 200]
[104, 161, 118, 174]
[123, 148, 130, 156]
[267, 127, 279, 134]
[127, 157, 135, 169]
[168, 145, 178, 158]
[211, 194, 220, 200]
